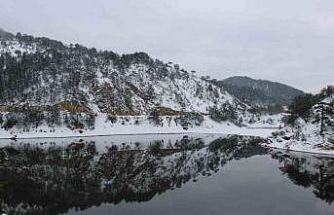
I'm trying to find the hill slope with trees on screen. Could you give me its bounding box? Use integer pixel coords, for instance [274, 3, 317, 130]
[212, 76, 304, 110]
[0, 29, 283, 138]
[265, 85, 334, 154]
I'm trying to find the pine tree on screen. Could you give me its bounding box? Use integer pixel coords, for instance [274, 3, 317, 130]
[314, 102, 334, 135]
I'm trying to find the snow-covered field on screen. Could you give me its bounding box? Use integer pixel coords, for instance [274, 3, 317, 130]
[0, 115, 277, 139]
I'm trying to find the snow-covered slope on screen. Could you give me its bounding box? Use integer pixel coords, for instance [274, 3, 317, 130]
[264, 88, 334, 155]
[0, 115, 278, 139]
[0, 31, 241, 114]
[0, 29, 280, 138]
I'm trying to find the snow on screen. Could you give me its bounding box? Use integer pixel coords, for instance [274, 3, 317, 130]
[0, 39, 37, 57]
[243, 113, 283, 128]
[263, 123, 334, 156]
[0, 115, 275, 140]
[119, 63, 242, 114]
[263, 95, 334, 156]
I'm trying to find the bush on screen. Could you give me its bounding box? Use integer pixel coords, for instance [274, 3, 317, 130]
[209, 105, 237, 123]
[2, 117, 18, 130]
[174, 112, 204, 130]
[46, 110, 61, 127]
[107, 115, 117, 124]
[63, 113, 95, 130]
[148, 107, 162, 126]
[85, 114, 95, 129]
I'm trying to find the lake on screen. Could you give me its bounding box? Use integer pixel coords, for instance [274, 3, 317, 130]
[0, 134, 333, 215]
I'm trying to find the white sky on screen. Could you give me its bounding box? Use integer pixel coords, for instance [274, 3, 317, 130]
[1, 0, 334, 93]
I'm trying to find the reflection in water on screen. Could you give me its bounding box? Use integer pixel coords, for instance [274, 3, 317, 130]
[270, 149, 334, 204]
[0, 135, 264, 215]
[0, 135, 333, 214]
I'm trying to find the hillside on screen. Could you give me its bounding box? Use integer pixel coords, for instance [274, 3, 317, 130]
[212, 76, 304, 109]
[0, 29, 282, 138]
[0, 30, 243, 113]
[264, 86, 334, 154]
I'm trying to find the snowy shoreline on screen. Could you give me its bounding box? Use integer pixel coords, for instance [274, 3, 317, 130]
[262, 115, 334, 156]
[2, 123, 334, 157]
[3, 113, 333, 157]
[0, 115, 279, 140]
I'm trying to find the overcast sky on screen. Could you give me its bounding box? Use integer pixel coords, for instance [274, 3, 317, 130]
[1, 0, 333, 93]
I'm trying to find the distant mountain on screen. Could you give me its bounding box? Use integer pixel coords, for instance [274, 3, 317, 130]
[212, 76, 304, 108]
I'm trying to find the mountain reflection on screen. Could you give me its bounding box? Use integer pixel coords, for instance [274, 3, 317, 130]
[0, 135, 264, 215]
[1, 135, 334, 215]
[270, 150, 334, 204]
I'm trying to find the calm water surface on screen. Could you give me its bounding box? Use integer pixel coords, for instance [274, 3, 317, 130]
[0, 134, 333, 215]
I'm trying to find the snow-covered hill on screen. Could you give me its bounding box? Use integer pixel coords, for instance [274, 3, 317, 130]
[0, 31, 240, 113]
[264, 87, 334, 155]
[0, 29, 281, 138]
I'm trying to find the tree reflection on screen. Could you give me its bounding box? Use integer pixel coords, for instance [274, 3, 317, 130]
[271, 150, 334, 204]
[0, 135, 265, 214]
[3, 137, 334, 214]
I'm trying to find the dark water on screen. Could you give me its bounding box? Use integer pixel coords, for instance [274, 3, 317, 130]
[0, 134, 334, 215]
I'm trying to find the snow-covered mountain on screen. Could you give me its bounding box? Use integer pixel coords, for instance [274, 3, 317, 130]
[0, 29, 281, 138]
[0, 30, 241, 113]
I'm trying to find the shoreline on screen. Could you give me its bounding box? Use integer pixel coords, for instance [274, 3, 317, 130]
[0, 128, 275, 140]
[2, 128, 334, 157]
